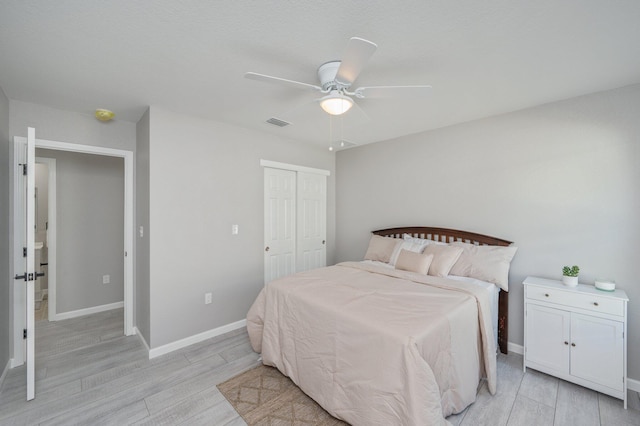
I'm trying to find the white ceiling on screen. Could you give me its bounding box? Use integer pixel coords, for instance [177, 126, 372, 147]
[1, 1, 639, 149]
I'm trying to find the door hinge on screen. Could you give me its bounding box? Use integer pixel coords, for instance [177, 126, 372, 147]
[23, 247, 27, 257]
[19, 163, 27, 176]
[23, 329, 27, 339]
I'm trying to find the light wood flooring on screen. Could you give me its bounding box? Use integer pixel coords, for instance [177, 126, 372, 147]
[0, 309, 638, 425]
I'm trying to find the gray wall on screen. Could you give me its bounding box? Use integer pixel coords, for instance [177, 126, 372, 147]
[0, 87, 11, 374]
[10, 100, 136, 151]
[36, 149, 125, 313]
[135, 109, 150, 343]
[335, 84, 640, 381]
[145, 107, 336, 348]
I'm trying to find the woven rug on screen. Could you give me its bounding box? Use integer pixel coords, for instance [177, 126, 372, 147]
[217, 365, 349, 425]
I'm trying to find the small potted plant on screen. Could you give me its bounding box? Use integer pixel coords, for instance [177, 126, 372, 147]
[562, 265, 579, 287]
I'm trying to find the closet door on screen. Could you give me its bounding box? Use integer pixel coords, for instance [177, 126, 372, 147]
[296, 172, 326, 272]
[264, 168, 296, 284]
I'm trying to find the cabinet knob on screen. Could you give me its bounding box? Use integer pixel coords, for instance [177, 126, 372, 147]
[544, 293, 549, 297]
[571, 343, 576, 347]
[265, 246, 270, 252]
[564, 341, 569, 345]
[593, 302, 599, 306]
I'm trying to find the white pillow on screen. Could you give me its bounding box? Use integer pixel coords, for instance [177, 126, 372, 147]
[422, 244, 464, 277]
[388, 234, 432, 265]
[449, 242, 518, 291]
[403, 233, 448, 247]
[363, 235, 402, 264]
[395, 250, 434, 275]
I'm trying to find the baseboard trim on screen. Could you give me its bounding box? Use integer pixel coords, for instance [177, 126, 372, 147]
[0, 359, 10, 390]
[133, 327, 151, 353]
[507, 341, 524, 355]
[55, 301, 124, 321]
[149, 319, 247, 359]
[628, 378, 640, 393]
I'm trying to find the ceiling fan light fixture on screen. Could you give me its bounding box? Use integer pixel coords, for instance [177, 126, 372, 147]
[319, 91, 353, 115]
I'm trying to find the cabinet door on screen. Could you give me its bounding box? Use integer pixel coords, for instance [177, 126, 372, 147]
[526, 303, 570, 373]
[570, 313, 624, 391]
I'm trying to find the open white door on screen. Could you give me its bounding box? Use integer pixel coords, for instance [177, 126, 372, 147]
[14, 128, 37, 400]
[25, 127, 36, 400]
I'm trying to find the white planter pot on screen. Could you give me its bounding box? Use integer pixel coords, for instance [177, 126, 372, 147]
[562, 275, 578, 287]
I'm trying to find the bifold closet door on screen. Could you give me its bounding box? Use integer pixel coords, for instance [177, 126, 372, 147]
[296, 172, 326, 272]
[264, 167, 327, 284]
[264, 168, 296, 284]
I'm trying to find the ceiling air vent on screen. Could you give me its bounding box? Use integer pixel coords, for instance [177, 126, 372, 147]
[266, 117, 290, 127]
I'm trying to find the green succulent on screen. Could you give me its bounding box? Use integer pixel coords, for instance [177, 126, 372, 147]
[562, 265, 580, 277]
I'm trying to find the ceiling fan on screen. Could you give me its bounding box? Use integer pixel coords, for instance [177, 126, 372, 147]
[245, 37, 432, 117]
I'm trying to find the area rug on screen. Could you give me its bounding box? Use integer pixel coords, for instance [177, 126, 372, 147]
[217, 364, 348, 425]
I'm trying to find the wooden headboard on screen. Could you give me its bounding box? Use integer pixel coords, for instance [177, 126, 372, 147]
[372, 226, 512, 354]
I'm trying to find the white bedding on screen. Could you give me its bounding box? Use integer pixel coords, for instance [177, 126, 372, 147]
[362, 260, 500, 345]
[247, 261, 497, 425]
[446, 275, 500, 346]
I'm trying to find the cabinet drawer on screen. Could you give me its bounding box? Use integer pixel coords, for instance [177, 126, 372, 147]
[527, 287, 624, 316]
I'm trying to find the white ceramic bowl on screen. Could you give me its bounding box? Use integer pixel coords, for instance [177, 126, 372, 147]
[594, 279, 616, 291]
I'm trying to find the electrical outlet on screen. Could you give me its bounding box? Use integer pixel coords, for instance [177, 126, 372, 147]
[205, 292, 212, 304]
[102, 275, 110, 284]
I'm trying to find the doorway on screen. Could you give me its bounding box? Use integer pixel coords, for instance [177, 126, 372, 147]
[34, 158, 54, 322]
[11, 137, 134, 368]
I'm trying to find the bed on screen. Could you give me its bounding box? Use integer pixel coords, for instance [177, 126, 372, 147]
[372, 227, 512, 355]
[247, 227, 515, 426]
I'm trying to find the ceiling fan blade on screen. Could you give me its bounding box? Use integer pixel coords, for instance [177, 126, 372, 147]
[354, 85, 432, 99]
[244, 72, 322, 92]
[335, 37, 378, 86]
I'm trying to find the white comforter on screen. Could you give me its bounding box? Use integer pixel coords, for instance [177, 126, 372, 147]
[246, 262, 497, 426]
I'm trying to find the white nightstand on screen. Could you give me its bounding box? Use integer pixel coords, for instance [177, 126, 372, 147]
[523, 276, 629, 408]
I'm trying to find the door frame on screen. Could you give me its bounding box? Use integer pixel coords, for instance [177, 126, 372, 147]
[260, 160, 329, 284]
[260, 160, 331, 177]
[11, 138, 134, 366]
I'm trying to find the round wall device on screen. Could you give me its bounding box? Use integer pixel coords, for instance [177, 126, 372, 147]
[95, 109, 115, 121]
